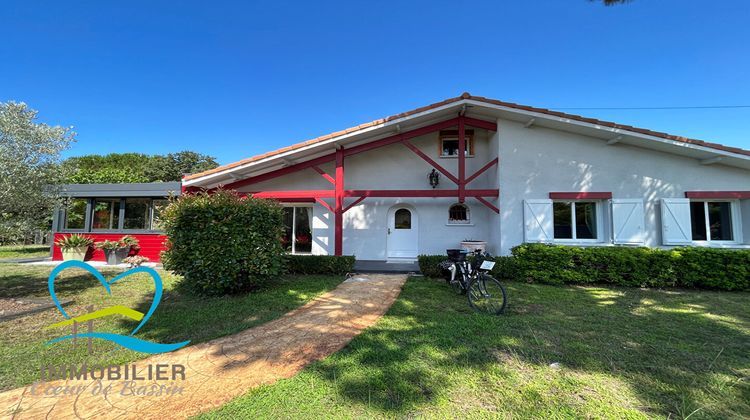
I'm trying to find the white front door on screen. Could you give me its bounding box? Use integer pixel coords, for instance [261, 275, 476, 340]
[387, 206, 418, 259]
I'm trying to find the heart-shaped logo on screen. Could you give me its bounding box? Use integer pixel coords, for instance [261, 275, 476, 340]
[46, 260, 189, 353]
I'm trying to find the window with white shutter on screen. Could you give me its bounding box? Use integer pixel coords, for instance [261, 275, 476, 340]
[661, 198, 692, 245]
[523, 199, 554, 243]
[611, 199, 645, 245]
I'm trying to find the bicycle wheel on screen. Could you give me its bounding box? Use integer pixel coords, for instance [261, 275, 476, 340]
[467, 274, 507, 314]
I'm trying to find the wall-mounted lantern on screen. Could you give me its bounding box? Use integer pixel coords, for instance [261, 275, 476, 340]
[429, 169, 440, 189]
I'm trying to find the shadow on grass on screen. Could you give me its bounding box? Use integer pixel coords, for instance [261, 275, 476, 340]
[119, 275, 343, 346]
[257, 278, 750, 418]
[0, 266, 121, 298]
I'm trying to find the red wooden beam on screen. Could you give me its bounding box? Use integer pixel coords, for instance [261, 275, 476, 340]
[465, 157, 498, 185]
[312, 166, 335, 185]
[549, 192, 613, 200]
[685, 191, 750, 199]
[344, 189, 498, 198]
[206, 116, 496, 192]
[402, 139, 459, 184]
[334, 148, 344, 256]
[216, 154, 336, 191]
[343, 196, 366, 213]
[252, 190, 335, 199]
[343, 117, 460, 157]
[463, 116, 497, 132]
[275, 198, 315, 203]
[458, 116, 466, 203]
[315, 198, 334, 213]
[475, 196, 499, 214]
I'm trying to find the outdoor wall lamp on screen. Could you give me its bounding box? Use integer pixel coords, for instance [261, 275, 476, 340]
[429, 169, 440, 188]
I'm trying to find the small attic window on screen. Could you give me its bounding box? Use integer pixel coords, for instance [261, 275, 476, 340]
[439, 130, 474, 158]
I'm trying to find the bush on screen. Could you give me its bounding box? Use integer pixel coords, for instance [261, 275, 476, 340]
[160, 190, 285, 295]
[417, 255, 448, 278]
[286, 255, 355, 275]
[417, 244, 750, 291]
[673, 247, 750, 291]
[510, 243, 749, 291]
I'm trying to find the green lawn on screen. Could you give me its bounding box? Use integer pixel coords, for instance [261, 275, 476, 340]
[0, 245, 50, 260]
[203, 277, 750, 419]
[0, 264, 342, 391]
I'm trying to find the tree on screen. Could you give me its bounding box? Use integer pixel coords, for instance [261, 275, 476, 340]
[143, 151, 219, 182]
[0, 102, 75, 243]
[62, 151, 219, 183]
[61, 153, 150, 184]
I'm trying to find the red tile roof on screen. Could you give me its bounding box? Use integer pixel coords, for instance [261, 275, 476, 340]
[185, 93, 750, 181]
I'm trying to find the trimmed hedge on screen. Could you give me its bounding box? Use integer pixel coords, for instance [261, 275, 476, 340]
[417, 255, 446, 278]
[418, 244, 750, 291]
[286, 255, 356, 275]
[161, 190, 285, 295]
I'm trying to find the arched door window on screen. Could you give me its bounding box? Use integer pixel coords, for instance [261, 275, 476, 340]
[394, 209, 412, 229]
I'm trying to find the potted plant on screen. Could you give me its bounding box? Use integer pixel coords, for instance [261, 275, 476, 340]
[460, 238, 487, 253]
[55, 234, 94, 261]
[95, 236, 140, 265]
[95, 240, 128, 265]
[123, 255, 149, 268]
[119, 235, 140, 254]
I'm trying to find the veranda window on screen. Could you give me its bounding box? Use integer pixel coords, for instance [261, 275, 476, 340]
[59, 198, 169, 232]
[64, 199, 87, 230]
[282, 207, 313, 254]
[124, 198, 151, 229]
[92, 199, 120, 230]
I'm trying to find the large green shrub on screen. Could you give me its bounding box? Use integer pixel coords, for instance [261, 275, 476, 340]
[511, 244, 749, 291]
[417, 244, 750, 291]
[160, 190, 285, 295]
[286, 255, 355, 275]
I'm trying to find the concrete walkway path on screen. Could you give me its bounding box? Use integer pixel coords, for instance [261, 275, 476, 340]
[1, 274, 407, 419]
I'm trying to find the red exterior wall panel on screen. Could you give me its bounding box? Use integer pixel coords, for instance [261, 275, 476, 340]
[52, 233, 168, 262]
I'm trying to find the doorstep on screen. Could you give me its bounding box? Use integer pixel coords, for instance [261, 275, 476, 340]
[354, 259, 420, 274]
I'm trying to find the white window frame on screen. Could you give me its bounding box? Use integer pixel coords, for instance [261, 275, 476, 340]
[689, 199, 743, 245]
[283, 204, 314, 255]
[439, 135, 474, 158]
[552, 200, 604, 243]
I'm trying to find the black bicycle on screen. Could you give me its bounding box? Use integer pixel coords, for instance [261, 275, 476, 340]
[441, 249, 507, 315]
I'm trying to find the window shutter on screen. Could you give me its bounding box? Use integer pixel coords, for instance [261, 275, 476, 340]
[523, 199, 554, 243]
[661, 198, 692, 245]
[611, 199, 645, 245]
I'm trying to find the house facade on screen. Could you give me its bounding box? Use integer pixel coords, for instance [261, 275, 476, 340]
[53, 94, 750, 262]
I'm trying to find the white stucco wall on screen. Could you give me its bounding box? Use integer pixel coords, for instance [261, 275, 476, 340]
[238, 128, 498, 258]
[235, 116, 749, 259]
[343, 198, 493, 259]
[497, 119, 750, 254]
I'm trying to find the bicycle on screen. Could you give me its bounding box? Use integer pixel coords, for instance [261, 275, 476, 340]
[440, 249, 507, 315]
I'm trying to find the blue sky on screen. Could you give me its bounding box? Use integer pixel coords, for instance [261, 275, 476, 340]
[1, 1, 748, 164]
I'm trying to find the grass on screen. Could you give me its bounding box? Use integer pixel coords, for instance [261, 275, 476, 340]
[203, 277, 750, 419]
[0, 264, 342, 391]
[0, 245, 49, 260]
